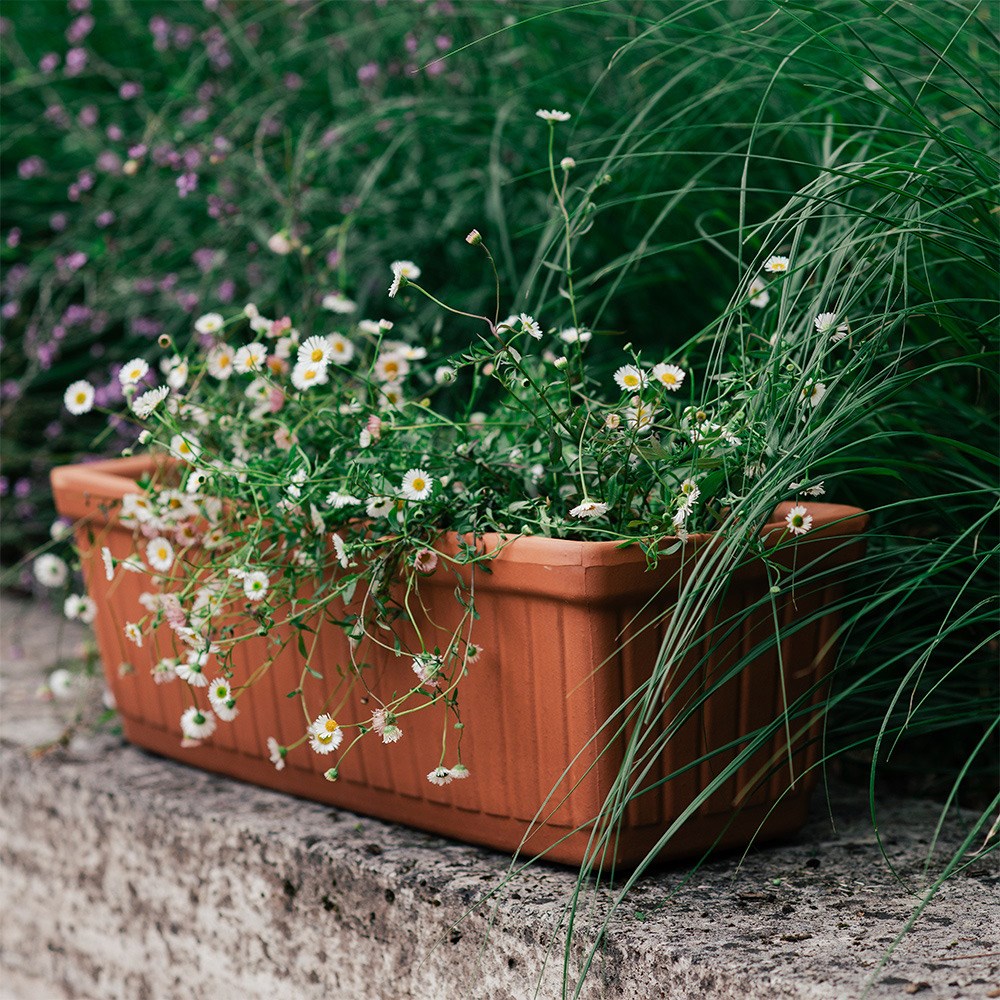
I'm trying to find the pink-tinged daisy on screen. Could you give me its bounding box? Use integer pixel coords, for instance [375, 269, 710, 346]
[569, 500, 609, 519]
[412, 652, 443, 686]
[267, 737, 287, 771]
[785, 505, 813, 535]
[413, 549, 439, 574]
[152, 658, 179, 685]
[427, 766, 453, 785]
[651, 363, 686, 391]
[372, 709, 403, 744]
[535, 108, 571, 122]
[464, 643, 483, 665]
[64, 379, 95, 415]
[180, 707, 216, 740]
[308, 714, 343, 754]
[448, 764, 470, 780]
[400, 468, 433, 501]
[764, 255, 789, 273]
[614, 365, 647, 392]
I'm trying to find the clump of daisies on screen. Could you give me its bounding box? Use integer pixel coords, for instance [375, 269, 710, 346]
[48, 108, 842, 784]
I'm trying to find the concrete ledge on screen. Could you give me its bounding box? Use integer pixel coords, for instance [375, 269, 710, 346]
[1, 595, 997, 999]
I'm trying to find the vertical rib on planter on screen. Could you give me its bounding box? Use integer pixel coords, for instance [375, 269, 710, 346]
[52, 455, 867, 868]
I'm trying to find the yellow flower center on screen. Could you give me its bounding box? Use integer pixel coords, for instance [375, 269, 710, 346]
[304, 369, 317, 381]
[411, 478, 425, 492]
[324, 719, 338, 733]
[624, 374, 639, 386]
[75, 392, 87, 404]
[661, 372, 677, 385]
[333, 341, 345, 353]
[310, 348, 324, 362]
[157, 547, 167, 559]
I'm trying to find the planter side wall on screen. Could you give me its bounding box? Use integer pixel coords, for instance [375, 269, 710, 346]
[53, 457, 866, 868]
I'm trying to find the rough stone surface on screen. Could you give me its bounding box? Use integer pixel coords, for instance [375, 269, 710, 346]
[1, 594, 997, 1000]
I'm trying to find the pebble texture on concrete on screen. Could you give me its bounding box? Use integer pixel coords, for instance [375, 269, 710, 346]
[1, 594, 997, 1000]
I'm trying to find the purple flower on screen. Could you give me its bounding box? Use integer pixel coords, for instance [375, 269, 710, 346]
[5, 264, 27, 292]
[18, 156, 46, 179]
[176, 172, 198, 198]
[435, 35, 452, 51]
[77, 170, 95, 191]
[134, 278, 156, 295]
[176, 291, 199, 312]
[13, 479, 30, 499]
[64, 304, 92, 326]
[95, 210, 115, 228]
[68, 0, 91, 11]
[50, 213, 69, 232]
[1, 301, 19, 319]
[192, 248, 218, 273]
[182, 147, 202, 170]
[426, 59, 445, 78]
[216, 279, 235, 303]
[44, 422, 62, 441]
[97, 151, 121, 173]
[6, 228, 21, 248]
[118, 81, 142, 100]
[77, 104, 98, 127]
[37, 342, 58, 369]
[66, 13, 95, 44]
[325, 248, 342, 270]
[0, 381, 22, 402]
[0, 477, 8, 497]
[45, 105, 70, 128]
[320, 127, 341, 149]
[404, 33, 418, 54]
[173, 24, 195, 50]
[357, 62, 379, 85]
[284, 72, 304, 91]
[52, 325, 67, 341]
[106, 124, 123, 141]
[131, 316, 163, 338]
[152, 144, 177, 167]
[56, 251, 87, 272]
[159, 273, 178, 292]
[65, 47, 87, 76]
[39, 52, 60, 73]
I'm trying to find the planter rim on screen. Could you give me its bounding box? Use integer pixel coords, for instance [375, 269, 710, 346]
[51, 454, 869, 569]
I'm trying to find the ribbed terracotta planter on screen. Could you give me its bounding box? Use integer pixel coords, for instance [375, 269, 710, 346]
[52, 455, 867, 868]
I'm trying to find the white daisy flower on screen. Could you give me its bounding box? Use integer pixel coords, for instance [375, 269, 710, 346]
[373, 353, 409, 383]
[614, 365, 647, 391]
[519, 313, 542, 339]
[378, 386, 405, 410]
[400, 468, 433, 501]
[322, 292, 356, 314]
[180, 707, 216, 740]
[558, 327, 591, 344]
[214, 698, 239, 723]
[435, 366, 457, 385]
[176, 652, 210, 686]
[813, 312, 838, 335]
[291, 359, 329, 391]
[50, 519, 73, 542]
[678, 479, 701, 507]
[427, 766, 453, 785]
[624, 400, 657, 434]
[651, 363, 686, 391]
[119, 358, 150, 387]
[331, 532, 349, 569]
[569, 500, 609, 519]
[785, 505, 813, 535]
[206, 344, 235, 380]
[101, 546, 115, 581]
[412, 652, 443, 685]
[388, 260, 420, 297]
[790, 480, 826, 497]
[298, 335, 334, 366]
[124, 622, 143, 647]
[166, 359, 189, 390]
[169, 433, 201, 462]
[145, 537, 175, 573]
[267, 737, 287, 770]
[267, 232, 294, 255]
[33, 553, 68, 588]
[535, 109, 571, 122]
[366, 496, 394, 518]
[130, 385, 170, 419]
[748, 276, 770, 308]
[764, 255, 789, 273]
[64, 594, 97, 624]
[831, 321, 850, 344]
[233, 343, 267, 374]
[64, 379, 95, 415]
[48, 668, 76, 700]
[243, 571, 269, 602]
[800, 380, 827, 407]
[194, 313, 225, 335]
[207, 677, 235, 714]
[327, 333, 355, 364]
[448, 764, 470, 780]
[326, 490, 361, 509]
[308, 714, 343, 754]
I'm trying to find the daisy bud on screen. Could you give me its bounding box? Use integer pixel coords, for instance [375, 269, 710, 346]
[560, 156, 576, 170]
[157, 334, 172, 349]
[122, 159, 139, 176]
[465, 229, 482, 245]
[553, 356, 568, 370]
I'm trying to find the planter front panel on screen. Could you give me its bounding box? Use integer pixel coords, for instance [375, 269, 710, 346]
[53, 457, 866, 867]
